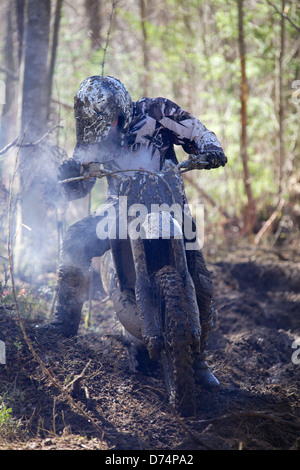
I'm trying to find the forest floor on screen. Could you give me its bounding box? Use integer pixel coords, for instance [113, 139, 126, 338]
[0, 246, 299, 451]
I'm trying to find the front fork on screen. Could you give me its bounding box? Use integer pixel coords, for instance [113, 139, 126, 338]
[171, 237, 202, 354]
[129, 225, 201, 360]
[129, 233, 163, 360]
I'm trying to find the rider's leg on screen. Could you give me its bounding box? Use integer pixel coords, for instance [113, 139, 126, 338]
[186, 248, 220, 390]
[40, 202, 116, 337]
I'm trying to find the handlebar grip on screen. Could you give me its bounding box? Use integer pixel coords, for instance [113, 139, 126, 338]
[59, 162, 108, 184]
[178, 154, 210, 172]
[178, 152, 227, 172]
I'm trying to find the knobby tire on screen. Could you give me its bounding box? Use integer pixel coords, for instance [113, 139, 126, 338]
[155, 266, 196, 417]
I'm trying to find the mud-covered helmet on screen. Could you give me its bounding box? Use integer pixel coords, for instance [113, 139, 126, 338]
[74, 76, 133, 146]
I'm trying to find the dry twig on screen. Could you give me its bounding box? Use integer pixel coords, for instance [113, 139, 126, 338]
[266, 0, 300, 33]
[254, 198, 285, 246]
[101, 1, 118, 76]
[168, 405, 216, 450]
[0, 125, 63, 157]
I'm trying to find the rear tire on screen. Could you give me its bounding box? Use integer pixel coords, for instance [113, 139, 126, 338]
[155, 266, 196, 417]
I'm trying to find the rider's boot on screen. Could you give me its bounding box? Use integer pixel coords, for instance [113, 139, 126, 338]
[193, 359, 220, 390]
[187, 250, 220, 390]
[193, 314, 220, 390]
[36, 265, 90, 337]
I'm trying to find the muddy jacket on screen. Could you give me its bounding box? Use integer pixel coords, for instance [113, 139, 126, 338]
[64, 97, 224, 199]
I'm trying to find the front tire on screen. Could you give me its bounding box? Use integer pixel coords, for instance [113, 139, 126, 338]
[155, 266, 196, 416]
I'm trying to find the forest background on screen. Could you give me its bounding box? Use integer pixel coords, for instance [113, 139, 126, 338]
[0, 0, 299, 281]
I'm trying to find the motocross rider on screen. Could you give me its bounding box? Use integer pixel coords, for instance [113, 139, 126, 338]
[43, 76, 227, 390]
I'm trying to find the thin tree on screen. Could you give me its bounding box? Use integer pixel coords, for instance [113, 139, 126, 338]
[47, 0, 63, 112]
[237, 0, 256, 234]
[278, 0, 286, 197]
[85, 0, 103, 50]
[139, 0, 150, 96]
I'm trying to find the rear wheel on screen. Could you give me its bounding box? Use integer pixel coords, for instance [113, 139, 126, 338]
[155, 266, 196, 416]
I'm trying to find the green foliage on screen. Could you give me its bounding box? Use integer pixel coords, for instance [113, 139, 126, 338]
[0, 0, 299, 246]
[0, 386, 25, 438]
[0, 403, 12, 429]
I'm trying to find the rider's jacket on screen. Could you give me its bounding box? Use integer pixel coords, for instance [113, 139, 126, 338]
[65, 97, 224, 200]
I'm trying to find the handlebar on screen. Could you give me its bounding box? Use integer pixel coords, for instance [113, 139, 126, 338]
[59, 154, 219, 185]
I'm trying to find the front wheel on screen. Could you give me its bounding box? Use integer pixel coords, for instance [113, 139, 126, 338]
[155, 266, 196, 417]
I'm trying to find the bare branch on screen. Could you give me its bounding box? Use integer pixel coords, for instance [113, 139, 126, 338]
[183, 173, 231, 220]
[254, 198, 285, 246]
[0, 125, 63, 156]
[266, 0, 300, 33]
[51, 97, 73, 110]
[0, 138, 19, 156]
[101, 1, 118, 76]
[0, 65, 18, 80]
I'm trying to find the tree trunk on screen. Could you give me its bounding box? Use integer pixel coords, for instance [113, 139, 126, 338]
[15, 0, 25, 66]
[85, 0, 102, 50]
[48, 0, 63, 111]
[20, 0, 51, 140]
[237, 0, 256, 234]
[139, 0, 150, 96]
[278, 0, 286, 197]
[0, 1, 18, 148]
[18, 0, 52, 277]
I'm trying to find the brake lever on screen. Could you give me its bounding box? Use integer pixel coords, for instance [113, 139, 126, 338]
[59, 162, 110, 185]
[178, 154, 210, 173]
[80, 162, 108, 177]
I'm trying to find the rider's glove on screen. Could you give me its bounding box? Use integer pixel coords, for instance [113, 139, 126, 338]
[204, 150, 227, 169]
[57, 158, 82, 183]
[58, 158, 95, 200]
[185, 151, 227, 171]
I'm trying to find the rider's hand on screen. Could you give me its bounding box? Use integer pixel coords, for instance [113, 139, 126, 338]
[204, 150, 227, 169]
[57, 158, 82, 182]
[58, 158, 96, 200]
[185, 151, 227, 171]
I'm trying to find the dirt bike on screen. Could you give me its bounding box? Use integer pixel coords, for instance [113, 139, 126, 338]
[61, 154, 214, 416]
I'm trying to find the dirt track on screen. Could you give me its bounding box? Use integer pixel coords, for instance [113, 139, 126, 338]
[0, 249, 299, 450]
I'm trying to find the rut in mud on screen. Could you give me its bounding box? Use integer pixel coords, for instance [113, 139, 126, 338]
[0, 249, 299, 450]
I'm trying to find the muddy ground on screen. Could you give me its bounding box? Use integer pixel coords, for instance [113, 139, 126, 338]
[0, 248, 299, 451]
